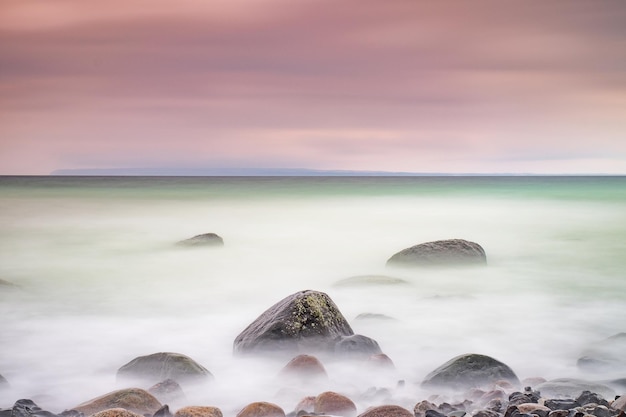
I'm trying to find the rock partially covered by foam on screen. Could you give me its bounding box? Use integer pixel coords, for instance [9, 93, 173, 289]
[177, 233, 224, 247]
[387, 239, 486, 267]
[421, 353, 520, 390]
[117, 352, 213, 387]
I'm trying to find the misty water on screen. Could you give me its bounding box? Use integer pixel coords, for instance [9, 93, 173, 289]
[1, 176, 625, 414]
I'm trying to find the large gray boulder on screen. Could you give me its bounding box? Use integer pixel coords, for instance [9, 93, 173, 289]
[421, 353, 520, 390]
[387, 239, 486, 267]
[233, 290, 379, 357]
[117, 352, 213, 386]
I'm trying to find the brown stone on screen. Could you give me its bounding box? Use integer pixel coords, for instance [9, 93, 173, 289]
[174, 406, 223, 417]
[71, 388, 162, 416]
[357, 405, 413, 417]
[236, 402, 285, 417]
[294, 396, 316, 414]
[89, 408, 145, 417]
[148, 379, 186, 405]
[414, 400, 438, 417]
[314, 392, 357, 417]
[279, 355, 327, 381]
[517, 404, 551, 414]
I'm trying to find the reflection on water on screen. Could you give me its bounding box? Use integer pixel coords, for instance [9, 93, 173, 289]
[0, 176, 625, 413]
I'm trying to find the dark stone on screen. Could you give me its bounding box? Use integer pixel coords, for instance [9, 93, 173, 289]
[233, 290, 355, 356]
[386, 239, 487, 267]
[588, 406, 610, 417]
[544, 400, 578, 411]
[421, 353, 520, 390]
[577, 333, 626, 373]
[425, 410, 447, 417]
[7, 400, 65, 417]
[59, 410, 83, 417]
[509, 393, 535, 406]
[505, 406, 521, 417]
[333, 334, 382, 358]
[567, 410, 584, 417]
[548, 411, 569, 417]
[153, 406, 173, 417]
[117, 352, 212, 386]
[576, 391, 609, 407]
[176, 233, 223, 247]
[473, 411, 500, 417]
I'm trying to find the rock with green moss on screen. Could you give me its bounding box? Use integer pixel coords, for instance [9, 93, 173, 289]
[234, 290, 379, 356]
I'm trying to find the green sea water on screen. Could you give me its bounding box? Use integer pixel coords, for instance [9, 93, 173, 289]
[0, 176, 625, 412]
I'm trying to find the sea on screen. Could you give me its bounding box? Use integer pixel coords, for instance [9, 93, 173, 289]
[0, 176, 625, 414]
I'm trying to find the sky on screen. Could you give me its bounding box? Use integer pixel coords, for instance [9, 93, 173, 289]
[1, 0, 625, 175]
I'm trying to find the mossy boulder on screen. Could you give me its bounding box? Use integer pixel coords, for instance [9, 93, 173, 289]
[387, 239, 486, 267]
[117, 352, 213, 387]
[234, 290, 379, 357]
[421, 353, 520, 390]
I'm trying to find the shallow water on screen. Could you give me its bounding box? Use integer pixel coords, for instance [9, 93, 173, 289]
[0, 176, 625, 413]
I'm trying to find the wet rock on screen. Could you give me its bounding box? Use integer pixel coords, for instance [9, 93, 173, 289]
[357, 405, 413, 417]
[517, 404, 551, 414]
[71, 387, 162, 416]
[279, 354, 328, 381]
[584, 405, 610, 417]
[148, 379, 186, 406]
[421, 353, 520, 391]
[425, 410, 447, 417]
[473, 411, 500, 417]
[548, 411, 569, 417]
[535, 379, 615, 400]
[544, 400, 578, 411]
[8, 399, 60, 417]
[154, 405, 173, 417]
[177, 233, 224, 247]
[234, 290, 372, 357]
[414, 400, 439, 417]
[577, 333, 626, 373]
[333, 275, 409, 287]
[485, 399, 504, 413]
[611, 396, 626, 412]
[509, 392, 535, 407]
[314, 392, 357, 417]
[334, 334, 382, 359]
[293, 397, 316, 414]
[174, 406, 223, 417]
[236, 402, 285, 417]
[576, 391, 609, 407]
[90, 409, 144, 417]
[117, 352, 213, 386]
[386, 239, 487, 267]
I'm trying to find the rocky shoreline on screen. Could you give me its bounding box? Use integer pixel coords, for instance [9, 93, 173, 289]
[1, 289, 625, 417]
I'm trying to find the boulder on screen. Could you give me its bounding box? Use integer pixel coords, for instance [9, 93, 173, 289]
[611, 396, 626, 412]
[174, 406, 223, 417]
[333, 334, 382, 359]
[535, 379, 615, 400]
[148, 379, 186, 405]
[90, 409, 145, 417]
[387, 239, 486, 267]
[235, 402, 285, 417]
[357, 405, 413, 417]
[333, 275, 409, 287]
[293, 396, 316, 414]
[577, 333, 626, 373]
[314, 391, 357, 417]
[233, 290, 354, 355]
[421, 353, 520, 390]
[177, 233, 223, 247]
[70, 388, 162, 416]
[117, 352, 212, 386]
[278, 354, 327, 381]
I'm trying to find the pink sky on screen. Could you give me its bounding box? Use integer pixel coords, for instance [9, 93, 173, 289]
[1, 0, 625, 174]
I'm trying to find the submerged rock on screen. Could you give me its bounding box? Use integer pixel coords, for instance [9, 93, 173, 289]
[333, 275, 409, 287]
[176, 233, 224, 247]
[278, 354, 328, 381]
[70, 387, 162, 416]
[148, 379, 186, 406]
[117, 352, 213, 387]
[421, 353, 520, 390]
[234, 290, 379, 357]
[577, 333, 626, 373]
[334, 334, 382, 358]
[386, 239, 487, 267]
[535, 378, 615, 400]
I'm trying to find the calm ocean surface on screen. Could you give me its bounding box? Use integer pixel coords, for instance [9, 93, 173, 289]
[1, 176, 625, 412]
